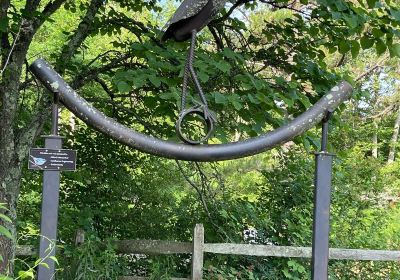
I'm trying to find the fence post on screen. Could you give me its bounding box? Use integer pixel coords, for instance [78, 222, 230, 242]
[191, 224, 204, 280]
[75, 229, 85, 246]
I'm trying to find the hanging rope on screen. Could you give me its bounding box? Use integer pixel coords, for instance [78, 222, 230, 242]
[176, 30, 217, 145]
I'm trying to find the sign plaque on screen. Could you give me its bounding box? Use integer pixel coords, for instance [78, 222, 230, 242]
[28, 148, 77, 171]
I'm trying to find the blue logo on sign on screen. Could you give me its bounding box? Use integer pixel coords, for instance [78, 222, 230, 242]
[32, 156, 46, 166]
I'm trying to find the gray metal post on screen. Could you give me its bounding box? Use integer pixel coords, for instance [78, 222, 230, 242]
[37, 93, 62, 280]
[311, 112, 334, 280]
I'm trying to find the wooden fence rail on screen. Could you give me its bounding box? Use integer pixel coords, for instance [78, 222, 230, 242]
[119, 277, 189, 280]
[16, 224, 400, 279]
[17, 243, 400, 261]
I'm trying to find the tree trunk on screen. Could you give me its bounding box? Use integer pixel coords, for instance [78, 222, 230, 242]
[0, 164, 23, 274]
[58, 0, 103, 71]
[0, 59, 24, 277]
[0, 0, 149, 274]
[0, 63, 29, 275]
[0, 15, 39, 274]
[388, 106, 400, 164]
[372, 121, 378, 158]
[0, 0, 68, 272]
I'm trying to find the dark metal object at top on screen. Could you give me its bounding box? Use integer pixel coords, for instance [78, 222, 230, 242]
[162, 0, 227, 143]
[176, 29, 217, 145]
[162, 0, 227, 42]
[321, 110, 333, 152]
[29, 58, 353, 162]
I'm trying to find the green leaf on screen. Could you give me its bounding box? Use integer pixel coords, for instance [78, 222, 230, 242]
[132, 76, 146, 88]
[222, 48, 236, 59]
[303, 137, 311, 152]
[219, 209, 229, 218]
[231, 101, 243, 110]
[215, 62, 231, 73]
[117, 81, 131, 93]
[334, 1, 348, 12]
[49, 256, 59, 265]
[339, 40, 350, 54]
[360, 36, 374, 49]
[160, 90, 178, 101]
[375, 39, 387, 55]
[39, 262, 49, 269]
[367, 0, 377, 8]
[328, 46, 337, 54]
[131, 42, 145, 51]
[148, 75, 161, 87]
[214, 92, 227, 105]
[298, 95, 311, 108]
[0, 225, 12, 239]
[229, 95, 243, 110]
[351, 41, 361, 58]
[18, 270, 34, 279]
[248, 94, 260, 105]
[371, 28, 384, 38]
[309, 26, 319, 36]
[344, 15, 358, 29]
[282, 268, 292, 278]
[390, 8, 400, 21]
[198, 71, 209, 83]
[391, 43, 400, 57]
[0, 213, 11, 223]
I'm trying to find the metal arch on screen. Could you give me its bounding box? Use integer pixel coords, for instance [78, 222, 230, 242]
[29, 58, 353, 162]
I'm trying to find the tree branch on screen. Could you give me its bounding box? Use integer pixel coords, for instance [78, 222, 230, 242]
[39, 0, 68, 22]
[363, 104, 395, 120]
[104, 15, 163, 48]
[210, 0, 252, 26]
[209, 26, 224, 50]
[14, 92, 51, 163]
[94, 77, 114, 98]
[356, 55, 388, 82]
[175, 161, 231, 241]
[0, 0, 10, 63]
[25, 0, 41, 13]
[0, 27, 21, 75]
[85, 96, 158, 134]
[71, 54, 143, 89]
[336, 53, 346, 67]
[57, 0, 103, 70]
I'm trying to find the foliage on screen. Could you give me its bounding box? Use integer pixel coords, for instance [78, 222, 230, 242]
[0, 205, 53, 280]
[1, 0, 400, 278]
[60, 235, 122, 280]
[0, 204, 13, 241]
[205, 264, 259, 280]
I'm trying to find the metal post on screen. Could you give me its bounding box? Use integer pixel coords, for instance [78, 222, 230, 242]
[311, 111, 334, 280]
[51, 93, 59, 136]
[37, 93, 62, 280]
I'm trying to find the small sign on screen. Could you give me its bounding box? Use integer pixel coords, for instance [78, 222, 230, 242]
[28, 148, 77, 171]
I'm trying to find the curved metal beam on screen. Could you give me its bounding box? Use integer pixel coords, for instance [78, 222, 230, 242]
[29, 58, 353, 162]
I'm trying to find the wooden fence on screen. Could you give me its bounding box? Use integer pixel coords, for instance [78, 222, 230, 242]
[17, 224, 400, 280]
